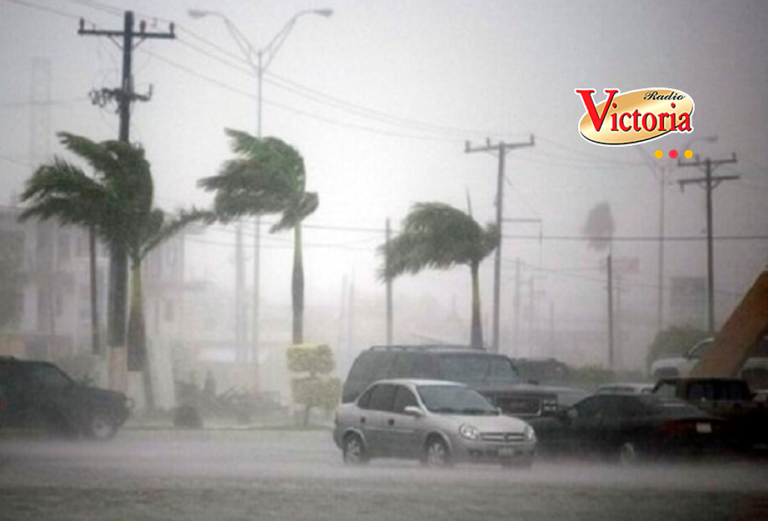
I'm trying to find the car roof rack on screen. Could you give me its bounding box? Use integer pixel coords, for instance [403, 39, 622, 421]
[368, 344, 484, 352]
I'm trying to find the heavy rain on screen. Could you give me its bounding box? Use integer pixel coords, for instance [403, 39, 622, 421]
[1, 1, 767, 520]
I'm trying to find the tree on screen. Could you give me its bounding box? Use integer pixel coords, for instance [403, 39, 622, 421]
[199, 129, 318, 344]
[286, 343, 341, 427]
[20, 133, 206, 407]
[0, 229, 25, 332]
[380, 202, 499, 348]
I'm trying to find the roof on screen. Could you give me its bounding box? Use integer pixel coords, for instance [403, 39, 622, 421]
[370, 378, 466, 387]
[367, 345, 493, 355]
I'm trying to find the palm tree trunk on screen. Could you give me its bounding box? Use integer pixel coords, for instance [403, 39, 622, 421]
[107, 245, 128, 392]
[126, 262, 154, 411]
[88, 227, 100, 355]
[292, 222, 304, 344]
[470, 261, 484, 349]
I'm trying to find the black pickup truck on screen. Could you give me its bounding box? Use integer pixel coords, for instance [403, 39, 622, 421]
[0, 357, 131, 440]
[653, 377, 768, 449]
[342, 345, 588, 419]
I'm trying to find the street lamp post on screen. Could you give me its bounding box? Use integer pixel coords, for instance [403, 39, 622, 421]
[189, 8, 333, 369]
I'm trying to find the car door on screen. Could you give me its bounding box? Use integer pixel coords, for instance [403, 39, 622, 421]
[363, 384, 398, 456]
[568, 396, 610, 457]
[26, 364, 77, 427]
[384, 385, 423, 458]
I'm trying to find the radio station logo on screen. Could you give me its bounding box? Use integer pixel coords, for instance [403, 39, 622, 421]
[574, 88, 694, 147]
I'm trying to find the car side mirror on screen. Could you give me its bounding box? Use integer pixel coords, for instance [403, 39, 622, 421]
[403, 405, 424, 417]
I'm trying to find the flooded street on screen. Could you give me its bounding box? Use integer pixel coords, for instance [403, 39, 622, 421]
[1, 430, 766, 520]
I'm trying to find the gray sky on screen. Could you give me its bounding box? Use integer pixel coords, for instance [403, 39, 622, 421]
[1, 0, 767, 366]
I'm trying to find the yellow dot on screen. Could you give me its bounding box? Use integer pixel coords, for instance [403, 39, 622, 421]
[654, 150, 663, 158]
[685, 149, 693, 159]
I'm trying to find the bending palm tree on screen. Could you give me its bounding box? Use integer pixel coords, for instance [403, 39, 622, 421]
[21, 133, 206, 407]
[381, 203, 499, 348]
[199, 129, 318, 344]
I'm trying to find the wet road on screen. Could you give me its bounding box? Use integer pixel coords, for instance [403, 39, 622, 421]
[0, 429, 766, 520]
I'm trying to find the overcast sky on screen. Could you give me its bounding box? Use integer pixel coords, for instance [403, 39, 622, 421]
[1, 0, 767, 365]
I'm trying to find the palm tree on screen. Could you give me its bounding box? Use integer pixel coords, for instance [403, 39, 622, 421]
[20, 133, 205, 407]
[199, 129, 318, 344]
[380, 202, 499, 348]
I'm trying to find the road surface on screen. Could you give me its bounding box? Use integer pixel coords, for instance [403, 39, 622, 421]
[1, 429, 766, 520]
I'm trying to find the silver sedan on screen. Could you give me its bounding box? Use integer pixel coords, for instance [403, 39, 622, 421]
[333, 379, 536, 468]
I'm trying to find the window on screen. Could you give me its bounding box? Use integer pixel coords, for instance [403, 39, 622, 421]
[412, 354, 439, 379]
[392, 386, 418, 413]
[654, 382, 677, 398]
[390, 353, 416, 377]
[437, 354, 521, 383]
[28, 364, 72, 388]
[574, 397, 605, 420]
[417, 385, 495, 414]
[357, 386, 376, 409]
[368, 384, 397, 411]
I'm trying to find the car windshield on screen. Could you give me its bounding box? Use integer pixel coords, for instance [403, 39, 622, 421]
[438, 354, 521, 383]
[417, 385, 497, 415]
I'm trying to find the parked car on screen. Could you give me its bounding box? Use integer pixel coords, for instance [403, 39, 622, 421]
[0, 357, 131, 440]
[653, 377, 768, 449]
[596, 383, 654, 395]
[651, 337, 768, 389]
[334, 379, 536, 468]
[342, 345, 587, 419]
[529, 393, 735, 465]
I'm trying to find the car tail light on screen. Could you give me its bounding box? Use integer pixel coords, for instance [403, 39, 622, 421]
[660, 420, 695, 437]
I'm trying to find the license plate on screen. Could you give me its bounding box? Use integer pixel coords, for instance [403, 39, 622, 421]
[696, 422, 712, 434]
[498, 447, 518, 457]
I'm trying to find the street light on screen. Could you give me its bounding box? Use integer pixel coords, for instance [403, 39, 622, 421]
[189, 8, 333, 368]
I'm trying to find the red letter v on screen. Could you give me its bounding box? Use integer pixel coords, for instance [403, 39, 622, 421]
[575, 89, 619, 132]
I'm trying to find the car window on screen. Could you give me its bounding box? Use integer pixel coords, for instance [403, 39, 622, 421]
[654, 382, 677, 398]
[392, 386, 418, 413]
[417, 385, 496, 414]
[348, 352, 395, 383]
[688, 383, 714, 401]
[27, 364, 72, 388]
[574, 396, 605, 419]
[389, 353, 416, 378]
[437, 354, 521, 383]
[688, 340, 713, 358]
[412, 354, 440, 379]
[368, 384, 397, 411]
[357, 385, 376, 409]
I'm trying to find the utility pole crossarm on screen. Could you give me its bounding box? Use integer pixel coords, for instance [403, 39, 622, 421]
[675, 152, 739, 335]
[464, 135, 535, 353]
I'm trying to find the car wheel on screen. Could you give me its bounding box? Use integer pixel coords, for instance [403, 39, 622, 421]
[618, 441, 640, 466]
[85, 412, 118, 441]
[342, 433, 368, 465]
[424, 437, 452, 468]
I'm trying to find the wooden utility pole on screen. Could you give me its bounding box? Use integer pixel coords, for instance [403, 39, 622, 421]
[607, 253, 615, 369]
[677, 153, 738, 335]
[78, 11, 175, 381]
[385, 218, 393, 345]
[465, 136, 535, 352]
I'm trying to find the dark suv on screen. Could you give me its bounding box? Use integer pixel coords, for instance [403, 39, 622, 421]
[0, 357, 131, 440]
[342, 346, 587, 419]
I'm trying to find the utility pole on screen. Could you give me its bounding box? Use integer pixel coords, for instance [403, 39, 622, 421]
[607, 253, 614, 369]
[677, 153, 738, 335]
[465, 136, 535, 352]
[513, 257, 521, 356]
[78, 12, 175, 381]
[385, 218, 393, 345]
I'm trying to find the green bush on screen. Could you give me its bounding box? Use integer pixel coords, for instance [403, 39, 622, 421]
[287, 344, 340, 427]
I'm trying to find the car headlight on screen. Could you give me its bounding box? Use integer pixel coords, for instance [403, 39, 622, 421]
[523, 424, 536, 441]
[459, 423, 481, 441]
